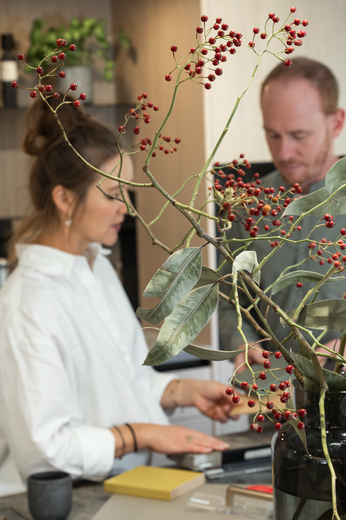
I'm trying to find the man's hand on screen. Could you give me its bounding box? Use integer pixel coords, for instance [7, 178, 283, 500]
[162, 379, 238, 422]
[233, 343, 265, 373]
[316, 338, 340, 366]
[189, 380, 238, 423]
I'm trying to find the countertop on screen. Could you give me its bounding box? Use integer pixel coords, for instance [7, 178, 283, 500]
[0, 430, 274, 520]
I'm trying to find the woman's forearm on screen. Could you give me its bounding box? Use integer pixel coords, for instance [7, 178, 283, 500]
[110, 423, 169, 457]
[160, 379, 201, 409]
[110, 422, 229, 458]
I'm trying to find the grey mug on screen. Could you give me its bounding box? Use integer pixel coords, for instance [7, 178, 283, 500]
[27, 471, 72, 520]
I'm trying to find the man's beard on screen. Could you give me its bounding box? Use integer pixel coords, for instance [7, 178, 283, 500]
[275, 133, 332, 193]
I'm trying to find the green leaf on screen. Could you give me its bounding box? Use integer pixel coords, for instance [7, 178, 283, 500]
[291, 353, 346, 391]
[271, 271, 339, 296]
[303, 376, 319, 391]
[232, 251, 260, 285]
[143, 284, 219, 366]
[193, 266, 221, 289]
[69, 18, 81, 29]
[286, 299, 346, 334]
[325, 155, 346, 201]
[103, 70, 114, 82]
[282, 186, 346, 217]
[286, 393, 308, 453]
[117, 27, 132, 51]
[94, 26, 109, 47]
[289, 417, 309, 454]
[136, 247, 203, 325]
[184, 344, 243, 361]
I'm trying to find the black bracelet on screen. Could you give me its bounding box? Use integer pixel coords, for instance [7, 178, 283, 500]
[113, 426, 126, 459]
[125, 423, 138, 452]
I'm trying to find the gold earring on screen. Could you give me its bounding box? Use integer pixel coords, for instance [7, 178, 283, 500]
[65, 213, 72, 226]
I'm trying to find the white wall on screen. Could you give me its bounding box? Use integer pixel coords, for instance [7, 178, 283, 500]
[201, 0, 346, 163]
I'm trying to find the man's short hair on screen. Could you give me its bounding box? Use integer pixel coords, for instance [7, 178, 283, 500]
[261, 57, 339, 114]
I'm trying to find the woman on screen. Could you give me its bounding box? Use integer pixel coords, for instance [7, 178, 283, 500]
[0, 98, 233, 491]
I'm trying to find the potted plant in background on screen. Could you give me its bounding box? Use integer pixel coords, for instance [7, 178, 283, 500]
[25, 17, 133, 103]
[12, 6, 346, 518]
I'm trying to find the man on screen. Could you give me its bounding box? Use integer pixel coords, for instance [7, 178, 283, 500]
[218, 57, 345, 370]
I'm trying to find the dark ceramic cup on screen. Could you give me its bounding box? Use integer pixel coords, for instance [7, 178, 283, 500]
[27, 471, 72, 520]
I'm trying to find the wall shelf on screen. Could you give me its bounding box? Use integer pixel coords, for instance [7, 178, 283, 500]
[0, 103, 135, 152]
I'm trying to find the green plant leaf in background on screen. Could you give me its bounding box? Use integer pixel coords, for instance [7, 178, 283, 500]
[232, 250, 260, 285]
[271, 270, 340, 296]
[26, 17, 133, 81]
[285, 299, 346, 334]
[184, 343, 243, 361]
[143, 283, 219, 366]
[117, 27, 132, 51]
[136, 247, 203, 325]
[291, 353, 346, 391]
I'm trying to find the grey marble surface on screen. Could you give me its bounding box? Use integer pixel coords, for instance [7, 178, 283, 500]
[0, 430, 274, 520]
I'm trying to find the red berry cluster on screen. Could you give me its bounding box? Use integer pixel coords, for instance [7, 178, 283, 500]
[212, 162, 303, 237]
[226, 350, 307, 433]
[118, 93, 180, 157]
[306, 227, 346, 272]
[166, 15, 243, 90]
[248, 7, 308, 68]
[12, 38, 80, 105]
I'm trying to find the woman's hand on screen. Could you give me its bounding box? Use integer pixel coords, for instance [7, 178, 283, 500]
[233, 343, 264, 373]
[139, 424, 230, 454]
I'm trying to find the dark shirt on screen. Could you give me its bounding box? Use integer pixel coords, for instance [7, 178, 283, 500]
[218, 170, 344, 353]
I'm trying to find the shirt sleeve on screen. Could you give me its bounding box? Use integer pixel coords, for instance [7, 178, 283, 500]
[128, 321, 178, 405]
[146, 368, 177, 403]
[0, 307, 115, 481]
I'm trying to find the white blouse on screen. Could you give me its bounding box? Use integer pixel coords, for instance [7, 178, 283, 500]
[0, 244, 175, 491]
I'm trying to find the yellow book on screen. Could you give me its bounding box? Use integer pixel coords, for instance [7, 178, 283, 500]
[104, 465, 205, 501]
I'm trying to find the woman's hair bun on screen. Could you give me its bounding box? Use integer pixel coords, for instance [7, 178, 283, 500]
[23, 94, 88, 156]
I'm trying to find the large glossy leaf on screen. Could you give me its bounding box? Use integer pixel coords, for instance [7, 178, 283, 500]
[282, 186, 346, 217]
[303, 376, 319, 391]
[286, 299, 346, 333]
[271, 271, 339, 296]
[136, 247, 203, 325]
[193, 266, 222, 289]
[291, 353, 346, 391]
[184, 344, 243, 361]
[232, 251, 260, 285]
[325, 155, 346, 201]
[287, 394, 309, 454]
[143, 284, 219, 366]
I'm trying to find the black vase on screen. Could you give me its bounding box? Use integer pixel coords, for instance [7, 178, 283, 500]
[272, 382, 346, 520]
